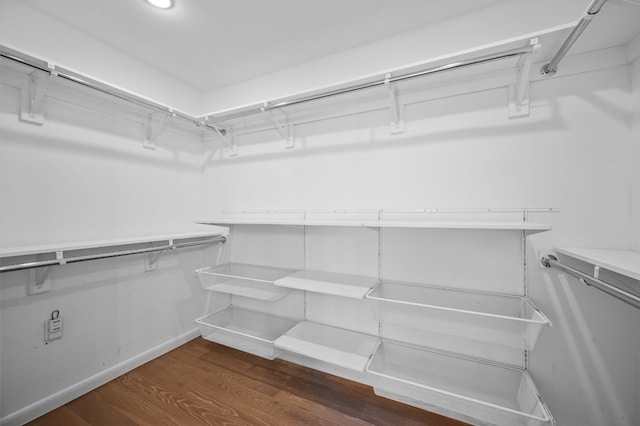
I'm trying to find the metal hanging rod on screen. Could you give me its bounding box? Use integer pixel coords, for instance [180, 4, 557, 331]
[540, 0, 608, 76]
[0, 45, 225, 135]
[209, 44, 537, 123]
[0, 235, 226, 273]
[541, 254, 640, 309]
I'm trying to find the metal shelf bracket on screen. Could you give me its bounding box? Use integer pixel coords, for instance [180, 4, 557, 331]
[20, 68, 53, 125]
[509, 38, 540, 118]
[144, 111, 172, 149]
[263, 106, 295, 149]
[384, 74, 405, 134]
[28, 266, 52, 294]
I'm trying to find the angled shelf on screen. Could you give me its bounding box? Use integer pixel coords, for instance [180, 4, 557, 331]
[274, 270, 379, 299]
[196, 218, 551, 233]
[366, 341, 554, 426]
[195, 263, 298, 301]
[366, 281, 551, 350]
[274, 321, 379, 371]
[195, 307, 298, 360]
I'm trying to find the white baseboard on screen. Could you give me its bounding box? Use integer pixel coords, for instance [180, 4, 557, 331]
[0, 328, 200, 426]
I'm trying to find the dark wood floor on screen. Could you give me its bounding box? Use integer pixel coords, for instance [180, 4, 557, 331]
[29, 337, 467, 425]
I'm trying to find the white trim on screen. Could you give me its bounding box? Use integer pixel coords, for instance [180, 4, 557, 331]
[0, 329, 200, 426]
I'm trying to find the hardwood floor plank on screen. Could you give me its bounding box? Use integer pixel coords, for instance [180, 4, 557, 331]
[29, 338, 469, 426]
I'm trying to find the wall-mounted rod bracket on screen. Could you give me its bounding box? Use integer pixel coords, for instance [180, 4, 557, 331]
[384, 73, 405, 134]
[20, 68, 53, 125]
[28, 266, 52, 295]
[262, 106, 295, 149]
[509, 39, 540, 118]
[144, 111, 172, 149]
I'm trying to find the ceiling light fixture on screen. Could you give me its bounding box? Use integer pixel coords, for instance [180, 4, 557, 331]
[145, 0, 174, 9]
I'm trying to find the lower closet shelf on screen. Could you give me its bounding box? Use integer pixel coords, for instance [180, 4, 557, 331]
[274, 321, 379, 371]
[194, 307, 298, 360]
[366, 341, 553, 426]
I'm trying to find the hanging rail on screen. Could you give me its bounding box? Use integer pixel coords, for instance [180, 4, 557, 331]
[540, 0, 608, 76]
[209, 44, 538, 123]
[0, 235, 226, 273]
[0, 45, 226, 135]
[541, 254, 640, 309]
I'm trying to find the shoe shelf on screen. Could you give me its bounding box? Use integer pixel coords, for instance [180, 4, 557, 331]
[366, 281, 551, 350]
[366, 340, 553, 426]
[274, 270, 379, 299]
[274, 321, 380, 371]
[195, 307, 298, 360]
[195, 263, 298, 301]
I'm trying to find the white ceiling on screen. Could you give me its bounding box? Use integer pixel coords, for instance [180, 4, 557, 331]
[18, 0, 508, 92]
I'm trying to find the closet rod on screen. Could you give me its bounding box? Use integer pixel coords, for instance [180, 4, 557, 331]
[541, 254, 640, 309]
[0, 235, 226, 273]
[210, 44, 537, 122]
[540, 0, 608, 76]
[0, 45, 225, 135]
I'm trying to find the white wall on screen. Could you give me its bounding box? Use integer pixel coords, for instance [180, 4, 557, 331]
[0, 66, 218, 424]
[201, 59, 639, 425]
[0, 0, 202, 115]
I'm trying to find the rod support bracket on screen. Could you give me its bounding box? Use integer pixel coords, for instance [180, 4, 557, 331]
[20, 70, 51, 125]
[28, 266, 52, 295]
[263, 107, 295, 149]
[384, 73, 405, 134]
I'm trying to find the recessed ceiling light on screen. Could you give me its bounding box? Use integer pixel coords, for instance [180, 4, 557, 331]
[145, 0, 174, 9]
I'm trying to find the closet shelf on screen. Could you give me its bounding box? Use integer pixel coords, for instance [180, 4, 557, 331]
[366, 282, 551, 350]
[197, 219, 551, 232]
[0, 231, 223, 259]
[195, 263, 298, 301]
[274, 270, 379, 299]
[366, 341, 554, 426]
[274, 321, 380, 371]
[552, 248, 640, 281]
[194, 307, 298, 360]
[543, 248, 640, 309]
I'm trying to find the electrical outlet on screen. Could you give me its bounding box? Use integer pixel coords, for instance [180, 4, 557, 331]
[45, 310, 63, 342]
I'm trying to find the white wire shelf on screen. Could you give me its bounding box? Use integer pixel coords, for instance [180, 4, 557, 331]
[366, 281, 551, 351]
[553, 248, 640, 282]
[274, 270, 379, 299]
[274, 321, 380, 371]
[366, 341, 554, 426]
[195, 263, 298, 301]
[194, 307, 298, 360]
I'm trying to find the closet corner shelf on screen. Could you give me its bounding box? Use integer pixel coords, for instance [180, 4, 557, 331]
[196, 219, 551, 233]
[553, 248, 640, 282]
[195, 263, 298, 301]
[274, 270, 379, 299]
[366, 281, 551, 350]
[366, 340, 553, 426]
[195, 307, 298, 360]
[274, 321, 379, 371]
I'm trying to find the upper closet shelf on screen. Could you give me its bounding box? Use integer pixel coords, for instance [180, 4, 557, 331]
[553, 248, 640, 281]
[274, 270, 379, 299]
[543, 248, 640, 309]
[0, 231, 223, 259]
[197, 219, 551, 232]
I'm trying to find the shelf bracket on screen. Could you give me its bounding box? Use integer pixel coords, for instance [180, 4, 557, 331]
[262, 106, 295, 149]
[20, 69, 52, 125]
[509, 39, 540, 118]
[28, 266, 52, 295]
[144, 111, 171, 149]
[384, 74, 405, 134]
